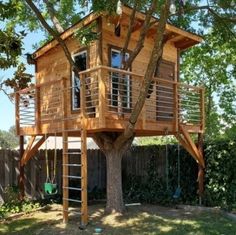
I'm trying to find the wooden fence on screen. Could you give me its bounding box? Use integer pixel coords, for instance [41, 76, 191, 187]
[0, 146, 169, 203]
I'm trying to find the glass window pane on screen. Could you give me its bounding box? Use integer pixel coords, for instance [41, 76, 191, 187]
[72, 51, 87, 110]
[110, 49, 130, 109]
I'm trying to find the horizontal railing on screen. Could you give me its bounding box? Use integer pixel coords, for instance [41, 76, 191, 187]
[15, 66, 205, 134]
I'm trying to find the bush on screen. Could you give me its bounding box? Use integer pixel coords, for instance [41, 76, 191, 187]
[204, 138, 236, 209]
[123, 139, 236, 210]
[0, 186, 41, 219]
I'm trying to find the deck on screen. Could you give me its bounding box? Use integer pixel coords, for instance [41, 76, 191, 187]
[15, 66, 205, 137]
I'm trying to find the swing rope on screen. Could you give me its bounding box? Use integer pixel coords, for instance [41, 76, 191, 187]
[52, 133, 57, 183]
[45, 133, 50, 183]
[164, 128, 169, 191]
[44, 133, 58, 195]
[177, 143, 180, 188]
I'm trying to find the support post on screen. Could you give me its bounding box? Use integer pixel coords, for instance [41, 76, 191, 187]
[80, 74, 88, 226]
[81, 122, 88, 226]
[19, 135, 25, 200]
[197, 133, 204, 204]
[200, 88, 205, 132]
[15, 92, 20, 135]
[98, 68, 106, 127]
[173, 82, 178, 132]
[62, 77, 69, 223]
[35, 86, 41, 133]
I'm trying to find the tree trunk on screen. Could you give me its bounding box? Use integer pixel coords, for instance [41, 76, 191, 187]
[92, 133, 134, 213]
[105, 148, 124, 213]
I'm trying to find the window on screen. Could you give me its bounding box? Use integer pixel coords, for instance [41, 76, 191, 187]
[72, 51, 87, 110]
[110, 48, 130, 109]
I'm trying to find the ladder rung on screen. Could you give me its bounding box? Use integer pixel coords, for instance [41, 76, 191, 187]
[63, 152, 81, 155]
[63, 210, 82, 215]
[63, 175, 82, 179]
[63, 164, 82, 167]
[63, 198, 82, 203]
[63, 187, 82, 191]
[63, 128, 81, 132]
[63, 140, 81, 143]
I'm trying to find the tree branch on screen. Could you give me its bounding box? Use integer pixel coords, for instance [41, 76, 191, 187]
[25, 0, 78, 73]
[115, 0, 171, 149]
[43, 0, 64, 33]
[120, 2, 137, 67]
[124, 0, 158, 70]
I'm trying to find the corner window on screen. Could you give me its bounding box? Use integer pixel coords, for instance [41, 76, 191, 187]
[72, 51, 87, 110]
[110, 48, 131, 109]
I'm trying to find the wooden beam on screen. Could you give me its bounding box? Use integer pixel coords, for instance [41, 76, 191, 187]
[200, 88, 205, 131]
[122, 5, 202, 43]
[62, 77, 69, 223]
[33, 12, 100, 59]
[175, 39, 198, 50]
[197, 133, 205, 199]
[35, 86, 41, 133]
[62, 132, 68, 223]
[21, 136, 36, 166]
[15, 93, 20, 135]
[21, 136, 46, 166]
[179, 125, 205, 168]
[98, 68, 106, 128]
[81, 121, 88, 226]
[80, 73, 88, 226]
[132, 19, 143, 33]
[175, 133, 199, 163]
[19, 136, 25, 200]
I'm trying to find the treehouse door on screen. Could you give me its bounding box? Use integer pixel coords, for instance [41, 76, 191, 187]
[155, 60, 175, 121]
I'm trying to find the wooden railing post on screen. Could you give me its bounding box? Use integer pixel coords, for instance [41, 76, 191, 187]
[142, 100, 146, 129]
[200, 88, 205, 131]
[80, 74, 88, 226]
[98, 67, 106, 128]
[35, 86, 41, 133]
[173, 82, 178, 132]
[15, 92, 20, 135]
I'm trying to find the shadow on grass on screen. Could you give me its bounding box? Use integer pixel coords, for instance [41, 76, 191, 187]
[0, 218, 43, 235]
[1, 204, 236, 235]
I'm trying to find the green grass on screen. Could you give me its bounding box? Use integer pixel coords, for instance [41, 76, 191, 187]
[0, 204, 236, 235]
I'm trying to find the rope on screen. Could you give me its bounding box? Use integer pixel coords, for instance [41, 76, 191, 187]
[177, 143, 180, 188]
[52, 133, 57, 183]
[45, 133, 50, 183]
[164, 128, 169, 191]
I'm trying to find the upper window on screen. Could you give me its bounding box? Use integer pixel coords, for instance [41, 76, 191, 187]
[110, 48, 131, 109]
[72, 50, 87, 110]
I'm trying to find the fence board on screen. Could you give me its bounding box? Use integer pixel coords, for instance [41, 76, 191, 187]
[0, 146, 172, 203]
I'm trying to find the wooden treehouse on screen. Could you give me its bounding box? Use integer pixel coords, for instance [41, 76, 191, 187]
[15, 6, 205, 226]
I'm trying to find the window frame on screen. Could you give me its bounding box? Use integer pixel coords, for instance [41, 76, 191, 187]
[71, 50, 88, 111]
[110, 47, 131, 110]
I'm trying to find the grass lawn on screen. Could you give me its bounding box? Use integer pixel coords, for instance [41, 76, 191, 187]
[0, 203, 236, 235]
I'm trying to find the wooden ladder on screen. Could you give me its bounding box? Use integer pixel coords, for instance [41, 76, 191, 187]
[62, 129, 88, 226]
[62, 77, 88, 226]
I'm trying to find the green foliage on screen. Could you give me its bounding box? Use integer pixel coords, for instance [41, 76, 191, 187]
[123, 145, 199, 205]
[123, 140, 236, 210]
[0, 186, 41, 219]
[137, 136, 177, 146]
[0, 126, 19, 149]
[3, 63, 33, 91]
[74, 22, 98, 46]
[181, 30, 236, 138]
[204, 138, 236, 210]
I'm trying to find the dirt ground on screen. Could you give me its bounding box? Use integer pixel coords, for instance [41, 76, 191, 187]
[1, 203, 236, 235]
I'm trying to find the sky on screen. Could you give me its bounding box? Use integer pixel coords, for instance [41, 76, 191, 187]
[0, 31, 44, 131]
